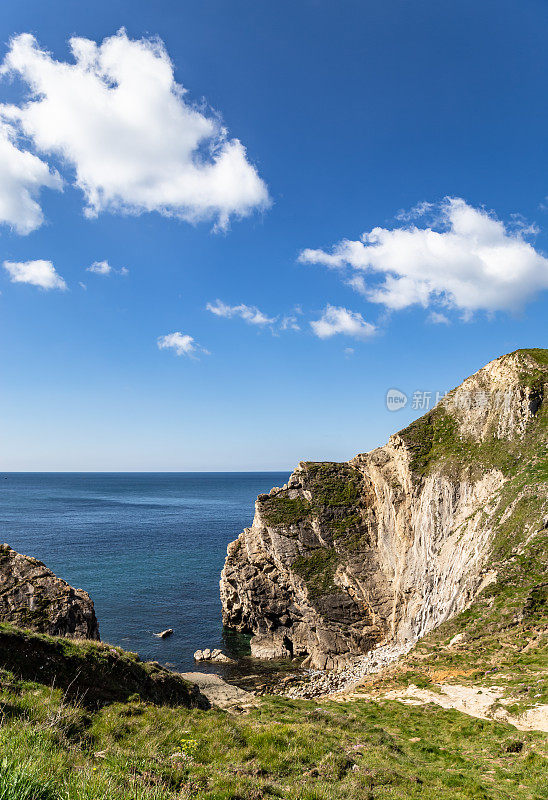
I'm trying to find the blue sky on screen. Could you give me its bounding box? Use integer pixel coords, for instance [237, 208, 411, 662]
[0, 0, 547, 470]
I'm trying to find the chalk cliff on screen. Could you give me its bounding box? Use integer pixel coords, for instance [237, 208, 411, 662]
[0, 544, 99, 639]
[220, 349, 548, 670]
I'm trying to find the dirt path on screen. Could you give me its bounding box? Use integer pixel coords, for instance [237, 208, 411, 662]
[335, 683, 548, 733]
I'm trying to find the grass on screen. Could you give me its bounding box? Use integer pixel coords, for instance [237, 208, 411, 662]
[0, 663, 547, 800]
[0, 757, 58, 800]
[259, 463, 362, 530]
[259, 496, 311, 528]
[0, 624, 204, 709]
[292, 549, 341, 597]
[514, 348, 548, 367]
[303, 462, 362, 507]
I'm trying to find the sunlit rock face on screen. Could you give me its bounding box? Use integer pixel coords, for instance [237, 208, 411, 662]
[0, 544, 99, 639]
[221, 349, 547, 670]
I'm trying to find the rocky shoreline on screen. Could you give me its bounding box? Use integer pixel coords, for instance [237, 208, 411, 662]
[250, 642, 411, 699]
[197, 641, 411, 701]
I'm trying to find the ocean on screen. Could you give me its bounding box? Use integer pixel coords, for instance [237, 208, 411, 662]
[0, 472, 289, 674]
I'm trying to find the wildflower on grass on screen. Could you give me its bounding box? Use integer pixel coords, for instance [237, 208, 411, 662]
[175, 736, 199, 761]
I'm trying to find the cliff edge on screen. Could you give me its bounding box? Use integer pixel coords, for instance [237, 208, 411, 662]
[220, 349, 548, 670]
[0, 544, 99, 639]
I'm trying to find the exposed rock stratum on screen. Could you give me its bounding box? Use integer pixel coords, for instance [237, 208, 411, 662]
[220, 349, 548, 670]
[0, 544, 99, 639]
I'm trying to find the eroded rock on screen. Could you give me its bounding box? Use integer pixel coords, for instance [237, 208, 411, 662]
[180, 671, 255, 711]
[194, 647, 235, 663]
[220, 349, 548, 671]
[0, 544, 99, 639]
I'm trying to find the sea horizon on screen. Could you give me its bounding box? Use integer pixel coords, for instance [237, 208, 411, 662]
[1, 471, 290, 674]
[1, 470, 295, 474]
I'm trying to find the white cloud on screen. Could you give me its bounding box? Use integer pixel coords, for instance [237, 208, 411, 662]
[1, 30, 269, 230]
[157, 331, 209, 358]
[300, 198, 548, 315]
[310, 305, 376, 339]
[0, 119, 62, 234]
[395, 200, 434, 222]
[206, 299, 276, 326]
[279, 314, 301, 331]
[86, 259, 128, 276]
[87, 260, 112, 275]
[428, 311, 450, 325]
[3, 259, 67, 290]
[346, 274, 367, 295]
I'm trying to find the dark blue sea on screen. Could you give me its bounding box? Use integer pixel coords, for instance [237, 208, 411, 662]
[0, 473, 289, 674]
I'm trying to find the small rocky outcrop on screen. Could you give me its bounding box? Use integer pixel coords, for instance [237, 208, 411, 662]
[194, 648, 235, 663]
[0, 544, 99, 639]
[0, 624, 209, 708]
[221, 349, 548, 671]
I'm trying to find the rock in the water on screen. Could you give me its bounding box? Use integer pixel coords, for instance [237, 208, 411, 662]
[0, 543, 99, 639]
[212, 652, 235, 663]
[153, 629, 174, 639]
[194, 647, 235, 663]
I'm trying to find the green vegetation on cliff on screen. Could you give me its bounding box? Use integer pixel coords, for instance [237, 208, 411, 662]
[259, 463, 362, 529]
[293, 548, 341, 597]
[259, 496, 312, 527]
[258, 462, 367, 599]
[400, 349, 548, 479]
[303, 462, 362, 507]
[0, 624, 204, 709]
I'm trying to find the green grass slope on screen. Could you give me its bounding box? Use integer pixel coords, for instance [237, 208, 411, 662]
[0, 624, 207, 709]
[0, 664, 547, 800]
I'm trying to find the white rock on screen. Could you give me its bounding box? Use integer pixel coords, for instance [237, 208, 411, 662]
[211, 652, 235, 663]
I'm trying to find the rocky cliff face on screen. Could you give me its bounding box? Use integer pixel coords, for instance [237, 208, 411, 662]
[0, 544, 99, 639]
[221, 349, 548, 670]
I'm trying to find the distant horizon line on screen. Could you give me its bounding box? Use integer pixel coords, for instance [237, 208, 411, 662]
[0, 469, 294, 474]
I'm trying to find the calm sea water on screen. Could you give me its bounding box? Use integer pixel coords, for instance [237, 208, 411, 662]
[0, 473, 289, 674]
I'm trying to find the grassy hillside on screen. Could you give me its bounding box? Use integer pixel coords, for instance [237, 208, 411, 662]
[0, 655, 546, 800]
[377, 349, 548, 706]
[0, 624, 206, 709]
